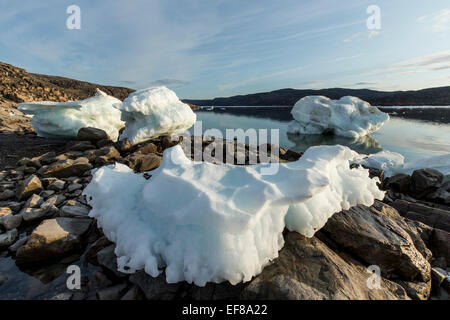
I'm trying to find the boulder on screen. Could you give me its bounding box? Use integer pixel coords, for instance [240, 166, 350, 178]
[242, 233, 409, 300]
[0, 213, 22, 230]
[77, 127, 109, 143]
[429, 229, 450, 266]
[409, 169, 443, 198]
[395, 280, 431, 300]
[114, 139, 132, 153]
[384, 174, 410, 194]
[85, 146, 120, 161]
[136, 142, 157, 155]
[125, 153, 162, 172]
[321, 201, 431, 282]
[66, 140, 97, 152]
[60, 204, 90, 218]
[16, 175, 43, 201]
[38, 158, 92, 178]
[425, 181, 450, 205]
[15, 217, 91, 264]
[96, 245, 127, 278]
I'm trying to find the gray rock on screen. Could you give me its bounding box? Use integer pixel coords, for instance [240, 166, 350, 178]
[96, 245, 127, 278]
[66, 141, 96, 152]
[321, 201, 431, 282]
[384, 174, 411, 194]
[50, 292, 73, 300]
[0, 228, 18, 248]
[16, 175, 42, 201]
[40, 190, 55, 198]
[431, 268, 447, 293]
[47, 179, 66, 191]
[0, 213, 22, 230]
[96, 283, 127, 300]
[129, 271, 181, 300]
[25, 194, 44, 208]
[242, 232, 409, 300]
[121, 285, 144, 300]
[8, 235, 29, 253]
[15, 217, 92, 264]
[0, 189, 15, 201]
[67, 183, 83, 193]
[60, 204, 90, 218]
[429, 229, 450, 266]
[42, 194, 66, 207]
[0, 272, 7, 286]
[395, 280, 431, 300]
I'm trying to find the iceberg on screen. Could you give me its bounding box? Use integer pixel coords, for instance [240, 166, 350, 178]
[18, 89, 125, 141]
[116, 86, 196, 145]
[84, 143, 384, 286]
[287, 96, 389, 138]
[359, 151, 450, 177]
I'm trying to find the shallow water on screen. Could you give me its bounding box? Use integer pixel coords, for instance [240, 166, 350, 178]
[193, 107, 450, 162]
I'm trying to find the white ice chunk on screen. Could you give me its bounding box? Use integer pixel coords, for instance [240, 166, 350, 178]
[84, 144, 384, 286]
[287, 96, 389, 138]
[359, 151, 450, 176]
[116, 86, 196, 145]
[18, 89, 124, 141]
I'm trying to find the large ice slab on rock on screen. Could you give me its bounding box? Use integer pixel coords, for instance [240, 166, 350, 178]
[117, 86, 196, 145]
[287, 96, 389, 138]
[84, 144, 384, 286]
[18, 89, 124, 141]
[359, 151, 450, 177]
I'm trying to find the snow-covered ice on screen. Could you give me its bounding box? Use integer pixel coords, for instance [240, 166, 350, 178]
[287, 96, 389, 138]
[84, 144, 384, 286]
[18, 89, 124, 141]
[116, 86, 196, 145]
[358, 151, 450, 176]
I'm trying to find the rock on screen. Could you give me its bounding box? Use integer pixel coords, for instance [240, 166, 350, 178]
[4, 201, 22, 213]
[405, 206, 450, 233]
[94, 271, 113, 288]
[84, 236, 113, 262]
[395, 280, 431, 300]
[114, 139, 132, 153]
[60, 204, 90, 218]
[0, 228, 18, 248]
[129, 271, 181, 300]
[15, 217, 92, 264]
[21, 205, 57, 223]
[0, 190, 15, 201]
[77, 127, 109, 143]
[320, 201, 431, 282]
[96, 139, 113, 148]
[136, 142, 157, 155]
[86, 146, 120, 161]
[16, 175, 42, 201]
[96, 245, 127, 278]
[66, 140, 97, 152]
[0, 272, 7, 286]
[67, 183, 83, 193]
[25, 194, 44, 208]
[8, 235, 29, 253]
[0, 207, 12, 216]
[96, 283, 127, 300]
[409, 169, 443, 198]
[39, 158, 92, 178]
[125, 153, 162, 172]
[0, 213, 22, 230]
[121, 285, 144, 300]
[384, 174, 411, 194]
[50, 292, 73, 300]
[47, 179, 66, 191]
[40, 190, 55, 198]
[17, 157, 41, 169]
[242, 233, 408, 300]
[42, 194, 66, 207]
[431, 268, 447, 294]
[32, 152, 57, 165]
[426, 181, 450, 205]
[429, 229, 450, 266]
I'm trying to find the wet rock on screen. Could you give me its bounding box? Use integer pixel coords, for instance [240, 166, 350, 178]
[15, 217, 92, 264]
[409, 169, 443, 199]
[384, 174, 411, 194]
[0, 228, 18, 248]
[425, 181, 450, 205]
[60, 204, 90, 218]
[42, 194, 66, 207]
[8, 235, 29, 253]
[39, 158, 92, 178]
[66, 141, 96, 152]
[21, 204, 58, 223]
[96, 139, 113, 148]
[5, 201, 22, 213]
[242, 233, 408, 300]
[67, 183, 82, 193]
[39, 190, 55, 198]
[77, 127, 109, 143]
[129, 271, 181, 300]
[125, 153, 162, 172]
[85, 236, 113, 262]
[16, 175, 42, 201]
[96, 283, 127, 300]
[431, 268, 447, 294]
[405, 204, 450, 233]
[321, 201, 431, 282]
[429, 229, 450, 266]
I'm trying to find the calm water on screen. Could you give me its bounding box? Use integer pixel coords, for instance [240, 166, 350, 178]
[193, 107, 450, 162]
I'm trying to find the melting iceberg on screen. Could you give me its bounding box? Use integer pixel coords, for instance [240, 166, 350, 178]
[18, 89, 124, 141]
[116, 86, 196, 145]
[84, 144, 384, 286]
[359, 151, 450, 177]
[287, 96, 389, 138]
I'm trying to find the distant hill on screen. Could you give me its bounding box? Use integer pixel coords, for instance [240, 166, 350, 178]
[184, 87, 450, 106]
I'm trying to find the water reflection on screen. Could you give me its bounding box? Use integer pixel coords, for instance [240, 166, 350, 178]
[286, 133, 383, 155]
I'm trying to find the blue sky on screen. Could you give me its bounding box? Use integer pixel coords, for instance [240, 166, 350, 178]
[1, 0, 449, 99]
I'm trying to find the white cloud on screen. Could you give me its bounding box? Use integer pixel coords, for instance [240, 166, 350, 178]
[417, 8, 450, 32]
[343, 30, 380, 43]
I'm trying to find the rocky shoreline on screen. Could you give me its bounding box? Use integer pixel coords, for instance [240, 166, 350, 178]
[0, 127, 449, 300]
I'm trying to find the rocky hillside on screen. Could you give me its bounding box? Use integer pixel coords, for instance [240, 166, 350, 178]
[184, 86, 450, 107]
[0, 62, 134, 134]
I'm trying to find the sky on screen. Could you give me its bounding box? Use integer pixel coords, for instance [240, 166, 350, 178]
[0, 0, 449, 99]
